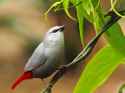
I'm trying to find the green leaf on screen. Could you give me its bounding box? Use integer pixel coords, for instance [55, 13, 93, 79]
[93, 6, 104, 31]
[74, 45, 124, 93]
[106, 23, 125, 55]
[91, 0, 100, 8]
[75, 0, 103, 31]
[63, 0, 76, 20]
[44, 1, 62, 18]
[71, 0, 93, 22]
[76, 2, 85, 46]
[111, 0, 125, 18]
[81, 0, 94, 15]
[72, 0, 102, 45]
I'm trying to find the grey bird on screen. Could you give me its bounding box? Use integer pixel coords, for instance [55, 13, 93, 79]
[11, 25, 65, 90]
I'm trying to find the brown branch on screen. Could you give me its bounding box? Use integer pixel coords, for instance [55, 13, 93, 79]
[118, 83, 125, 93]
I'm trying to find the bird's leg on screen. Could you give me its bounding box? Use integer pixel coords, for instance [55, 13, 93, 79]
[42, 68, 67, 93]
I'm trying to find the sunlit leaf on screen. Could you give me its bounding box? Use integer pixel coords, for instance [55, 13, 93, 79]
[76, 3, 84, 46]
[74, 45, 124, 93]
[75, 0, 103, 31]
[81, 0, 94, 15]
[93, 7, 104, 31]
[106, 23, 125, 55]
[111, 0, 125, 18]
[62, 0, 76, 20]
[44, 1, 62, 19]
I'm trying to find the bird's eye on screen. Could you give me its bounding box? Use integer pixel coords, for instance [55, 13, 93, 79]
[52, 29, 58, 33]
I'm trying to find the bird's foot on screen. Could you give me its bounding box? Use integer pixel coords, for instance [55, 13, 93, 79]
[57, 65, 68, 70]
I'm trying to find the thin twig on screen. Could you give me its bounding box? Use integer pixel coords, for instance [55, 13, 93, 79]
[42, 10, 125, 93]
[118, 83, 125, 93]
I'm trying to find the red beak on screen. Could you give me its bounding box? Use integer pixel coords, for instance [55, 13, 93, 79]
[11, 71, 32, 90]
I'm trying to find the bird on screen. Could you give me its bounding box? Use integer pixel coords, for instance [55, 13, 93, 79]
[11, 25, 65, 90]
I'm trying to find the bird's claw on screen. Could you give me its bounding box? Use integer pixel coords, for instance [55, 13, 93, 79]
[57, 65, 68, 70]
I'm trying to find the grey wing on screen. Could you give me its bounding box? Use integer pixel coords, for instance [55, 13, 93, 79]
[32, 58, 58, 78]
[24, 43, 46, 71]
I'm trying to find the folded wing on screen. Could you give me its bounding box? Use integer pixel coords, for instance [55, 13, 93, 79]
[24, 43, 46, 71]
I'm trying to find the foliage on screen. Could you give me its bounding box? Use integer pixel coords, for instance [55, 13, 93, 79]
[74, 45, 124, 93]
[46, 0, 125, 93]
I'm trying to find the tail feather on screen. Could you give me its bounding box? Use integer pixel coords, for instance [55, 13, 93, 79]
[11, 71, 32, 90]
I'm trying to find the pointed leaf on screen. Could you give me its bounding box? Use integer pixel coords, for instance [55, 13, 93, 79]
[63, 0, 76, 20]
[44, 1, 62, 18]
[76, 2, 85, 46]
[74, 45, 124, 93]
[106, 23, 125, 55]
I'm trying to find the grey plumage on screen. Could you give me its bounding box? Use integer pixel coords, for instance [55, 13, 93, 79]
[24, 25, 65, 78]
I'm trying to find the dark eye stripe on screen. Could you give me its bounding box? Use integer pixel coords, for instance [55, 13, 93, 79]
[52, 29, 59, 33]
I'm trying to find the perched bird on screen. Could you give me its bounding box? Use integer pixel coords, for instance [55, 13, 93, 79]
[11, 25, 65, 90]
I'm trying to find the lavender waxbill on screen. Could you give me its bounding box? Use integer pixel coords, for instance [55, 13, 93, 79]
[11, 25, 65, 90]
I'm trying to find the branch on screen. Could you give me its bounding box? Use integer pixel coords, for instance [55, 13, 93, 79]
[42, 10, 125, 93]
[41, 68, 66, 93]
[118, 83, 125, 93]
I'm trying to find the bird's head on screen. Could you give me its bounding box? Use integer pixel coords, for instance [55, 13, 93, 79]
[44, 25, 65, 47]
[47, 25, 64, 33]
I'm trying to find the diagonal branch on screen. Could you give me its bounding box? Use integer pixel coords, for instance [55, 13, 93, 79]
[118, 83, 125, 93]
[42, 10, 125, 93]
[118, 84, 125, 93]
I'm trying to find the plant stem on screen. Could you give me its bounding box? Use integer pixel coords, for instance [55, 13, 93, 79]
[118, 83, 125, 93]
